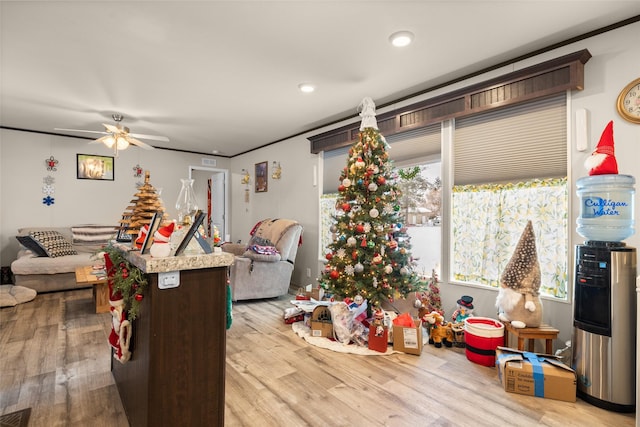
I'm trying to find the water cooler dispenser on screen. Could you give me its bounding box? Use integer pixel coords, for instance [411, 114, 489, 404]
[573, 174, 637, 412]
[573, 241, 637, 412]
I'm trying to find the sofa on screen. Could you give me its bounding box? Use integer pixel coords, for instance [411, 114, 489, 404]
[222, 218, 303, 301]
[10, 225, 116, 293]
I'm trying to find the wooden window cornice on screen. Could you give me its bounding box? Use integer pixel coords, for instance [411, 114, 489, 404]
[309, 49, 591, 154]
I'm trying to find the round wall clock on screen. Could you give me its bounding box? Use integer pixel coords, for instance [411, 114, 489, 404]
[616, 77, 640, 124]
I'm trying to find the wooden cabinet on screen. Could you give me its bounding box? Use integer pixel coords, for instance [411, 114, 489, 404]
[112, 266, 228, 426]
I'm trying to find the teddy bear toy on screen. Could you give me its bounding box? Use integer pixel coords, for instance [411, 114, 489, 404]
[496, 220, 543, 329]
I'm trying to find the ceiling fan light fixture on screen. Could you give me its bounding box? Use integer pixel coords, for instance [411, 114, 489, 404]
[102, 136, 116, 148]
[389, 30, 414, 47]
[116, 136, 129, 150]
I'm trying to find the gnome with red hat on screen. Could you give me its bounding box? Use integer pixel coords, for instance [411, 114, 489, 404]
[150, 222, 175, 258]
[585, 120, 618, 176]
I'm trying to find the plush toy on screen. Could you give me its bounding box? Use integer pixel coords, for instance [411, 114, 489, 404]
[150, 222, 175, 258]
[584, 120, 618, 176]
[495, 220, 543, 328]
[422, 311, 453, 348]
[451, 295, 474, 324]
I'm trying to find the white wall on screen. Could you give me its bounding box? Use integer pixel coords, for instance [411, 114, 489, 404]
[228, 21, 640, 351]
[0, 129, 229, 265]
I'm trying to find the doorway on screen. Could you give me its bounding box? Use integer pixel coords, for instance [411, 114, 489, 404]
[189, 166, 229, 242]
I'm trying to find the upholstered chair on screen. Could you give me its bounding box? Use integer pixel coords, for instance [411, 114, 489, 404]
[222, 218, 303, 301]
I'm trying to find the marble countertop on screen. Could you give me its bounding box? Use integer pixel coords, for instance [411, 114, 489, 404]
[112, 242, 234, 273]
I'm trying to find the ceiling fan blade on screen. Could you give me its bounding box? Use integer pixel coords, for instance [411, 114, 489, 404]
[103, 123, 120, 133]
[128, 132, 170, 142]
[128, 136, 155, 150]
[54, 127, 108, 136]
[90, 135, 112, 145]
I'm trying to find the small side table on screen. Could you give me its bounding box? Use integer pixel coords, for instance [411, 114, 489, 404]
[75, 266, 109, 313]
[504, 322, 559, 354]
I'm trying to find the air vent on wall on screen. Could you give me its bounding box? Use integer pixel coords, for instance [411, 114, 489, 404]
[202, 158, 217, 167]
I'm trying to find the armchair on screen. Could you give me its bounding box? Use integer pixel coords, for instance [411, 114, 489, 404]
[222, 218, 303, 301]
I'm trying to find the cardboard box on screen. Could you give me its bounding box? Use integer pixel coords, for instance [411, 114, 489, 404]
[496, 347, 576, 402]
[392, 319, 423, 355]
[310, 306, 333, 337]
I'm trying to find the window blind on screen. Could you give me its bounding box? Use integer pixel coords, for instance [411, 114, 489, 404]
[454, 94, 567, 185]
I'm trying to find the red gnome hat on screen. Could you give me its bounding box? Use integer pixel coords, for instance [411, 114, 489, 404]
[585, 120, 618, 175]
[154, 222, 175, 243]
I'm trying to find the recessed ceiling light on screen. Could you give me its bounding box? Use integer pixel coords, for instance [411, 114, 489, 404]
[389, 31, 414, 47]
[298, 83, 315, 93]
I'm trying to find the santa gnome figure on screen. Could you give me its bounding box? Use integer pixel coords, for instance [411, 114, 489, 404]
[496, 220, 543, 329]
[585, 120, 618, 176]
[150, 222, 175, 258]
[104, 253, 132, 363]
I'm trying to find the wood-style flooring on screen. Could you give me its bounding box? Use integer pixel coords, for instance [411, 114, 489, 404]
[0, 288, 636, 426]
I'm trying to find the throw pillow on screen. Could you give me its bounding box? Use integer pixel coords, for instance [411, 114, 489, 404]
[29, 230, 78, 258]
[15, 235, 49, 257]
[248, 235, 274, 247]
[71, 225, 117, 246]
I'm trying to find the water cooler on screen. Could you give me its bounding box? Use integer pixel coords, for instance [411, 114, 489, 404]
[573, 241, 637, 412]
[572, 174, 637, 412]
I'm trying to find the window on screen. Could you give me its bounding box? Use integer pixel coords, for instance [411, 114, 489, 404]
[320, 125, 443, 278]
[451, 94, 568, 298]
[319, 94, 569, 300]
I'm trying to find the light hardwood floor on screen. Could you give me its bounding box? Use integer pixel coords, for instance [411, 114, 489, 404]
[0, 288, 635, 426]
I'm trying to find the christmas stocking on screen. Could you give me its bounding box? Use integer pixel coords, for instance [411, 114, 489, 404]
[109, 297, 132, 363]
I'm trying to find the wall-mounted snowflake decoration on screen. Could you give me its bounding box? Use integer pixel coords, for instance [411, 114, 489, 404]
[42, 184, 55, 195]
[45, 156, 58, 171]
[133, 164, 143, 178]
[42, 196, 55, 206]
[43, 175, 55, 185]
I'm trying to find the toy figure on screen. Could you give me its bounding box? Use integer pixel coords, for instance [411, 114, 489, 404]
[422, 311, 454, 348]
[496, 221, 543, 328]
[452, 295, 474, 324]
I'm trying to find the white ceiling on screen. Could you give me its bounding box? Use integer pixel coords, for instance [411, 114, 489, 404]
[2, 1, 639, 157]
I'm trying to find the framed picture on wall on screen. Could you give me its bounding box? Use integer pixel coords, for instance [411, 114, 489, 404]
[77, 154, 114, 181]
[255, 161, 268, 193]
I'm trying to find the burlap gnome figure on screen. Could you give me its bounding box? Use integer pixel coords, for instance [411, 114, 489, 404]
[495, 220, 543, 329]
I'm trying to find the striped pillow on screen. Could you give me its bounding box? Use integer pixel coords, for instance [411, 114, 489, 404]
[71, 225, 117, 246]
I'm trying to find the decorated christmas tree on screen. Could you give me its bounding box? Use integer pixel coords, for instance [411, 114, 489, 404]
[319, 98, 420, 308]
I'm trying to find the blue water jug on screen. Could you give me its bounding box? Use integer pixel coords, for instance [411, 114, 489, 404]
[576, 174, 635, 242]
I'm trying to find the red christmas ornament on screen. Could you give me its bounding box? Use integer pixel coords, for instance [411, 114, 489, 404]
[341, 203, 351, 212]
[355, 224, 365, 233]
[377, 176, 386, 185]
[338, 185, 346, 192]
[361, 238, 367, 247]
[134, 294, 144, 301]
[352, 250, 358, 260]
[330, 270, 339, 279]
[325, 252, 333, 261]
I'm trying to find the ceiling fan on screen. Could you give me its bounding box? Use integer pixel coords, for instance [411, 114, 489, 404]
[55, 113, 169, 156]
